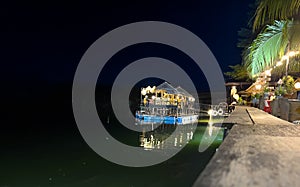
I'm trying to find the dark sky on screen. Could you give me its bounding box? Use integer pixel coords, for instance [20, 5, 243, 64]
[1, 0, 255, 128]
[2, 1, 254, 85]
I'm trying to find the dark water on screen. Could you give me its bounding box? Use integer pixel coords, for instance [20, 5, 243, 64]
[1, 121, 223, 187]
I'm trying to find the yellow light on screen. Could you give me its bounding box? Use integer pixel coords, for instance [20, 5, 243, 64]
[233, 94, 239, 101]
[150, 86, 156, 93]
[282, 55, 289, 61]
[207, 109, 213, 115]
[255, 84, 262, 90]
[295, 82, 300, 89]
[146, 86, 151, 93]
[141, 88, 147, 95]
[276, 61, 283, 66]
[230, 86, 237, 96]
[265, 69, 272, 76]
[289, 51, 299, 57]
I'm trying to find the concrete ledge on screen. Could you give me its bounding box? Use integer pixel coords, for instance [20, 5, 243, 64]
[194, 106, 300, 187]
[246, 107, 293, 126]
[222, 106, 253, 125]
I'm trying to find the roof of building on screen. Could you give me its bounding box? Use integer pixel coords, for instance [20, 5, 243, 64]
[156, 82, 194, 98]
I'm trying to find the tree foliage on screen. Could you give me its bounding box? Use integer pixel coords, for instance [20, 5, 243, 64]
[245, 20, 290, 76]
[224, 64, 251, 81]
[237, 0, 300, 77]
[253, 0, 300, 31]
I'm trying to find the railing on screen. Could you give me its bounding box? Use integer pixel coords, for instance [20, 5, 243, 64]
[137, 102, 229, 117]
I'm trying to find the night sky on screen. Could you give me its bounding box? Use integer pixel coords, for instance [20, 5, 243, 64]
[2, 1, 253, 84]
[1, 0, 255, 140]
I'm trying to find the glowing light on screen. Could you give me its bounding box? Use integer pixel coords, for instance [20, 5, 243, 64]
[295, 82, 300, 89]
[265, 69, 272, 76]
[255, 84, 262, 90]
[207, 109, 213, 116]
[233, 94, 239, 101]
[276, 61, 283, 66]
[146, 86, 151, 93]
[277, 79, 283, 85]
[230, 86, 237, 96]
[289, 51, 299, 57]
[141, 88, 147, 95]
[282, 55, 289, 61]
[150, 86, 156, 93]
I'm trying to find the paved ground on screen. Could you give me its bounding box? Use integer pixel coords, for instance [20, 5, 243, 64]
[194, 106, 300, 187]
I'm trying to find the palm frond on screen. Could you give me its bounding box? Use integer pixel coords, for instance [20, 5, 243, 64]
[224, 64, 251, 81]
[245, 20, 290, 76]
[253, 0, 300, 31]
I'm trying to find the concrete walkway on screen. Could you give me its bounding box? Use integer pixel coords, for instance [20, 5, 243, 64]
[194, 106, 300, 187]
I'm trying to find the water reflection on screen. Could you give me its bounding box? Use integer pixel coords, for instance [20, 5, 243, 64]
[139, 123, 197, 150]
[208, 117, 215, 137]
[198, 116, 224, 152]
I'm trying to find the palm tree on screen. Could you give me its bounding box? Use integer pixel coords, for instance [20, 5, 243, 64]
[253, 0, 300, 31]
[245, 20, 290, 76]
[224, 64, 251, 81]
[240, 0, 300, 77]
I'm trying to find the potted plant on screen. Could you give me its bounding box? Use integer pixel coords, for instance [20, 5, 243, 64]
[282, 75, 295, 98]
[275, 85, 286, 98]
[251, 93, 261, 107]
[263, 85, 270, 98]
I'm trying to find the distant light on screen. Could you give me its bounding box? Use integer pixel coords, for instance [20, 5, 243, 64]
[295, 82, 300, 89]
[289, 51, 299, 57]
[150, 86, 156, 93]
[230, 86, 237, 96]
[255, 84, 262, 90]
[141, 88, 147, 95]
[282, 55, 289, 61]
[265, 69, 272, 76]
[233, 94, 239, 101]
[146, 86, 151, 93]
[276, 61, 283, 66]
[207, 109, 213, 115]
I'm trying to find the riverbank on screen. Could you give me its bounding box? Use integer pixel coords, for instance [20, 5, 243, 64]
[193, 106, 300, 187]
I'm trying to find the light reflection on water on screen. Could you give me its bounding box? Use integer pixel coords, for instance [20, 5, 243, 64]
[139, 123, 197, 150]
[138, 119, 223, 153]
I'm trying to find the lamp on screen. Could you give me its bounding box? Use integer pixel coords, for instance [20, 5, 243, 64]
[277, 79, 283, 85]
[150, 86, 156, 93]
[233, 94, 239, 101]
[282, 55, 289, 61]
[141, 88, 147, 95]
[295, 82, 300, 89]
[146, 86, 151, 93]
[265, 69, 272, 76]
[255, 84, 262, 90]
[230, 86, 237, 96]
[289, 51, 299, 57]
[276, 61, 283, 66]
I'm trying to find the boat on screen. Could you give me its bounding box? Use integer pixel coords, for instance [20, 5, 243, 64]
[135, 82, 198, 125]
